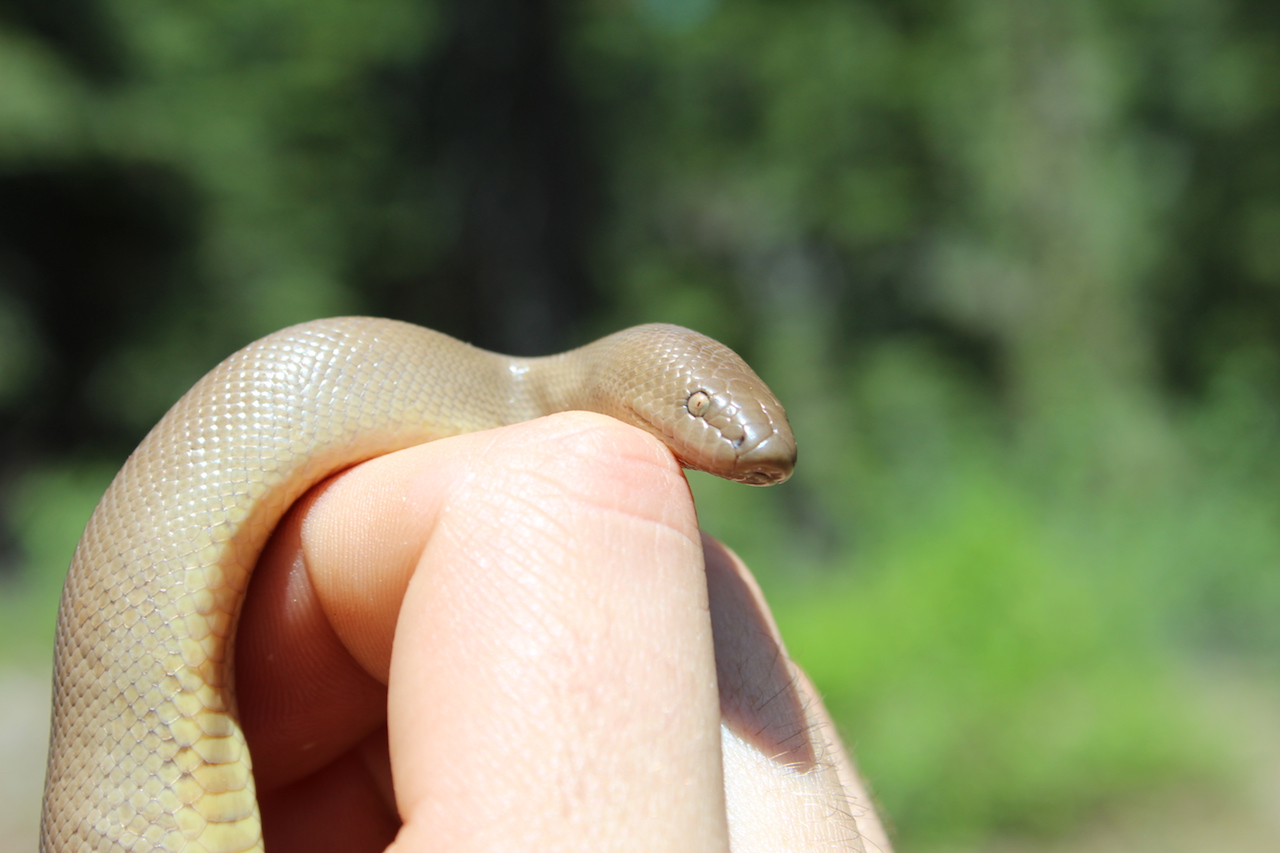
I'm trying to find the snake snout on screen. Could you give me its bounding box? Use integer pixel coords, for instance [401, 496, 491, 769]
[731, 431, 797, 485]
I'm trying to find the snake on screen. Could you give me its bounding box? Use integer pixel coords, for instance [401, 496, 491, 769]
[39, 317, 796, 853]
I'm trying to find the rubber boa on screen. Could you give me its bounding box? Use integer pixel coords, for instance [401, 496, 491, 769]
[40, 317, 796, 852]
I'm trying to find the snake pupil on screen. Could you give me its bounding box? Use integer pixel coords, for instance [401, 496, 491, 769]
[687, 390, 711, 417]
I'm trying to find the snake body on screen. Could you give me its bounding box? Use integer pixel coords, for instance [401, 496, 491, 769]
[40, 317, 795, 853]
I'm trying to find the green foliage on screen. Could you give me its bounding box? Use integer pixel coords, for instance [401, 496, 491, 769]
[767, 343, 1228, 846]
[0, 462, 115, 662]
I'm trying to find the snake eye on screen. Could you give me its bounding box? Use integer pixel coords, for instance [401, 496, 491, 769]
[687, 390, 711, 418]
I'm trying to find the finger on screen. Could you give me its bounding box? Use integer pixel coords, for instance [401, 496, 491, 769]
[704, 536, 892, 853]
[238, 508, 389, 792]
[249, 729, 398, 853]
[237, 463, 403, 852]
[297, 412, 730, 853]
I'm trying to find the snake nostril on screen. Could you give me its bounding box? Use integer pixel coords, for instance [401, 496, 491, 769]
[738, 422, 772, 454]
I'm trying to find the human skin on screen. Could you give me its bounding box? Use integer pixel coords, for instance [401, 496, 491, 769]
[233, 411, 892, 853]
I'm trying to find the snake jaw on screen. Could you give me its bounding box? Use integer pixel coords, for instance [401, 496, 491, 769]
[730, 430, 797, 485]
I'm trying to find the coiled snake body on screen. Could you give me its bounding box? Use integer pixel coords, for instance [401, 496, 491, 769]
[40, 318, 796, 853]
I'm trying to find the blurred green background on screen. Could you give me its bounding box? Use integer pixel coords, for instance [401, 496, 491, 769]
[3, 0, 1280, 850]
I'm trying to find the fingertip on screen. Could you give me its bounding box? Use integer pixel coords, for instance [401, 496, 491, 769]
[442, 411, 698, 543]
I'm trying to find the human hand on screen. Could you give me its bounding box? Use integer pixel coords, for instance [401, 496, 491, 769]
[235, 411, 890, 853]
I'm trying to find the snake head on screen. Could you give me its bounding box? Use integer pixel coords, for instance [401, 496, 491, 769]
[591, 324, 797, 485]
